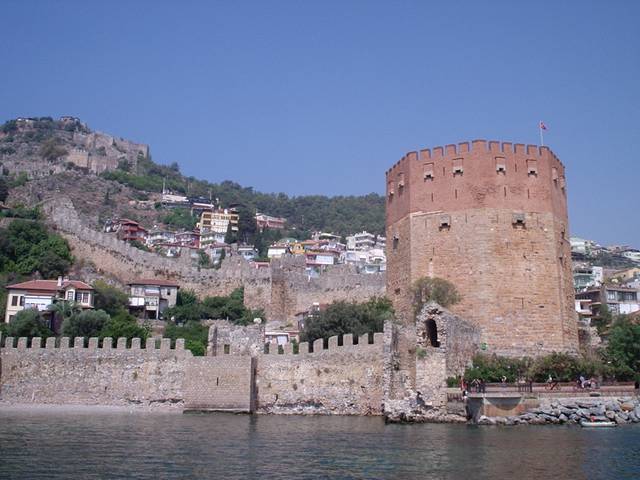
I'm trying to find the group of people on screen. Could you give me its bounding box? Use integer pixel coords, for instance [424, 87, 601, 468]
[460, 378, 485, 396]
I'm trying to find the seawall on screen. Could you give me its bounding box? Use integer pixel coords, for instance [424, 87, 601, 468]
[0, 332, 387, 415]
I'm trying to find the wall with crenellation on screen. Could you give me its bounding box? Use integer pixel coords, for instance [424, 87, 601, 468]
[256, 333, 385, 415]
[386, 140, 578, 357]
[0, 336, 191, 406]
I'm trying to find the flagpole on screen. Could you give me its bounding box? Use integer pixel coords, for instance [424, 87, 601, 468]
[539, 123, 544, 146]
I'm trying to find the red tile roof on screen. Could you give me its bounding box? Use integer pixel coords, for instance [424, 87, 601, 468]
[6, 280, 93, 291]
[127, 279, 181, 287]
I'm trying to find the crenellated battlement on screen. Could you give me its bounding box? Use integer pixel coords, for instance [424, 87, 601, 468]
[385, 139, 569, 229]
[0, 334, 190, 356]
[387, 139, 562, 169]
[261, 332, 384, 356]
[386, 140, 564, 177]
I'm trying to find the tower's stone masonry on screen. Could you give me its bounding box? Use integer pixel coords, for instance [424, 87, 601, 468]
[385, 140, 578, 356]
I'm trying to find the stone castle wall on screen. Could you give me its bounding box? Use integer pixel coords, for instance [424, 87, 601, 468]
[0, 336, 191, 406]
[257, 333, 385, 415]
[1, 307, 476, 419]
[40, 197, 385, 321]
[385, 140, 578, 356]
[0, 124, 148, 178]
[0, 332, 386, 415]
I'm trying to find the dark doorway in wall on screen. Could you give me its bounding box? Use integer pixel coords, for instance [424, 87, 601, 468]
[426, 319, 440, 347]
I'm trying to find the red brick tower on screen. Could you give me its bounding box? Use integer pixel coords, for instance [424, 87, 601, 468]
[385, 140, 578, 356]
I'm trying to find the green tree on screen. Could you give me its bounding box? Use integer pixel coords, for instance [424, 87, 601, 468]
[198, 250, 212, 268]
[606, 316, 640, 380]
[62, 309, 110, 338]
[1, 220, 73, 277]
[224, 222, 236, 244]
[236, 205, 257, 244]
[100, 311, 149, 343]
[93, 280, 129, 316]
[162, 208, 196, 230]
[163, 320, 208, 356]
[47, 300, 82, 326]
[411, 277, 461, 316]
[593, 304, 614, 335]
[300, 297, 393, 345]
[6, 309, 54, 338]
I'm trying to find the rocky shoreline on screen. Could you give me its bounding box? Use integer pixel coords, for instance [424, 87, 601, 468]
[478, 397, 640, 426]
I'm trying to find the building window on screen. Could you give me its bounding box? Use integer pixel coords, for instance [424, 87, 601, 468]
[423, 163, 434, 181]
[452, 158, 464, 176]
[67, 291, 74, 301]
[527, 159, 538, 176]
[495, 157, 506, 173]
[11, 295, 19, 307]
[606, 291, 616, 301]
[19, 296, 24, 306]
[397, 172, 405, 195]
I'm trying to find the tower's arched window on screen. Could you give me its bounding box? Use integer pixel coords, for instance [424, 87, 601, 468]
[426, 319, 440, 347]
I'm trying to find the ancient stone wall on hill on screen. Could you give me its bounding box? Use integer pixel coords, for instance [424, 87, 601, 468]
[40, 197, 385, 321]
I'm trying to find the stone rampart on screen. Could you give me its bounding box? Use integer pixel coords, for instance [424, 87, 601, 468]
[256, 333, 385, 415]
[39, 197, 385, 320]
[0, 335, 191, 406]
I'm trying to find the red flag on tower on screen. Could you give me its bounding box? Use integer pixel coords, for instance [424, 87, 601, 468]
[538, 121, 547, 146]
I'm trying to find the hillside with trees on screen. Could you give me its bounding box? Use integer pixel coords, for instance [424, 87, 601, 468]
[0, 117, 385, 236]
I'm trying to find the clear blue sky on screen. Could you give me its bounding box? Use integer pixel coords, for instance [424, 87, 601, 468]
[1, 1, 638, 245]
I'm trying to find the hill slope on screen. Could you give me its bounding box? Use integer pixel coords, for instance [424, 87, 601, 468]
[1, 117, 385, 236]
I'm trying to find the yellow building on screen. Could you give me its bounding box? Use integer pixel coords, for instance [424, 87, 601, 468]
[198, 209, 239, 234]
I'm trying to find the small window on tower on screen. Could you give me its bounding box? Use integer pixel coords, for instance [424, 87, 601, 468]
[512, 212, 526, 227]
[527, 159, 538, 176]
[452, 158, 464, 176]
[423, 163, 434, 181]
[495, 156, 506, 174]
[397, 172, 405, 195]
[439, 215, 451, 230]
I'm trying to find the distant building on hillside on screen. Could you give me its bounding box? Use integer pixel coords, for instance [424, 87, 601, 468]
[576, 285, 640, 320]
[346, 231, 376, 251]
[256, 213, 286, 231]
[128, 279, 180, 320]
[115, 218, 147, 243]
[198, 209, 239, 235]
[4, 278, 94, 330]
[572, 264, 603, 291]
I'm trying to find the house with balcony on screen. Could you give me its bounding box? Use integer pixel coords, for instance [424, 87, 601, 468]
[112, 218, 148, 243]
[4, 278, 94, 330]
[572, 264, 603, 291]
[146, 230, 176, 247]
[346, 231, 376, 251]
[197, 208, 239, 234]
[128, 279, 180, 320]
[575, 285, 640, 321]
[305, 249, 341, 267]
